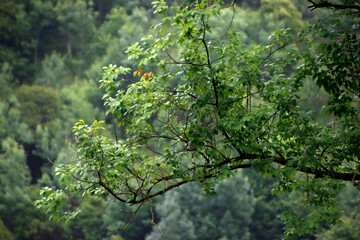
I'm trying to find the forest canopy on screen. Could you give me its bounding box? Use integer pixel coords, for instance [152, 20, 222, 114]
[33, 0, 360, 238]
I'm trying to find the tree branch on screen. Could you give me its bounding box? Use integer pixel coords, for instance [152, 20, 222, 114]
[307, 0, 360, 12]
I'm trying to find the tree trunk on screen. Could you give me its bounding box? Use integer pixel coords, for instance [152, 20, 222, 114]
[34, 30, 40, 65]
[67, 35, 72, 59]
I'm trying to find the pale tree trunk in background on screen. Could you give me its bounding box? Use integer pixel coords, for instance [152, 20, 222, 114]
[34, 29, 40, 65]
[66, 35, 72, 59]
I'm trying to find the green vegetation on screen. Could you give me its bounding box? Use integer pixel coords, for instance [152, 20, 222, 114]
[1, 0, 359, 239]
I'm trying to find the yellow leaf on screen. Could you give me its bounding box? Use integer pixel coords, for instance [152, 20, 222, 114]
[133, 66, 143, 77]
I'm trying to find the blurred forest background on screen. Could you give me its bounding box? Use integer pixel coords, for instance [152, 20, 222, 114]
[0, 0, 359, 239]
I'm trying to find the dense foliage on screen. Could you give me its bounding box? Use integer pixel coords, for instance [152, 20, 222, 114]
[34, 0, 360, 238]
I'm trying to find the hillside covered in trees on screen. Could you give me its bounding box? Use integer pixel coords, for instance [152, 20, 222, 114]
[1, 0, 360, 239]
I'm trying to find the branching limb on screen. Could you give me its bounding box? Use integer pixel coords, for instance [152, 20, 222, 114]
[114, 201, 144, 231]
[307, 0, 360, 12]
